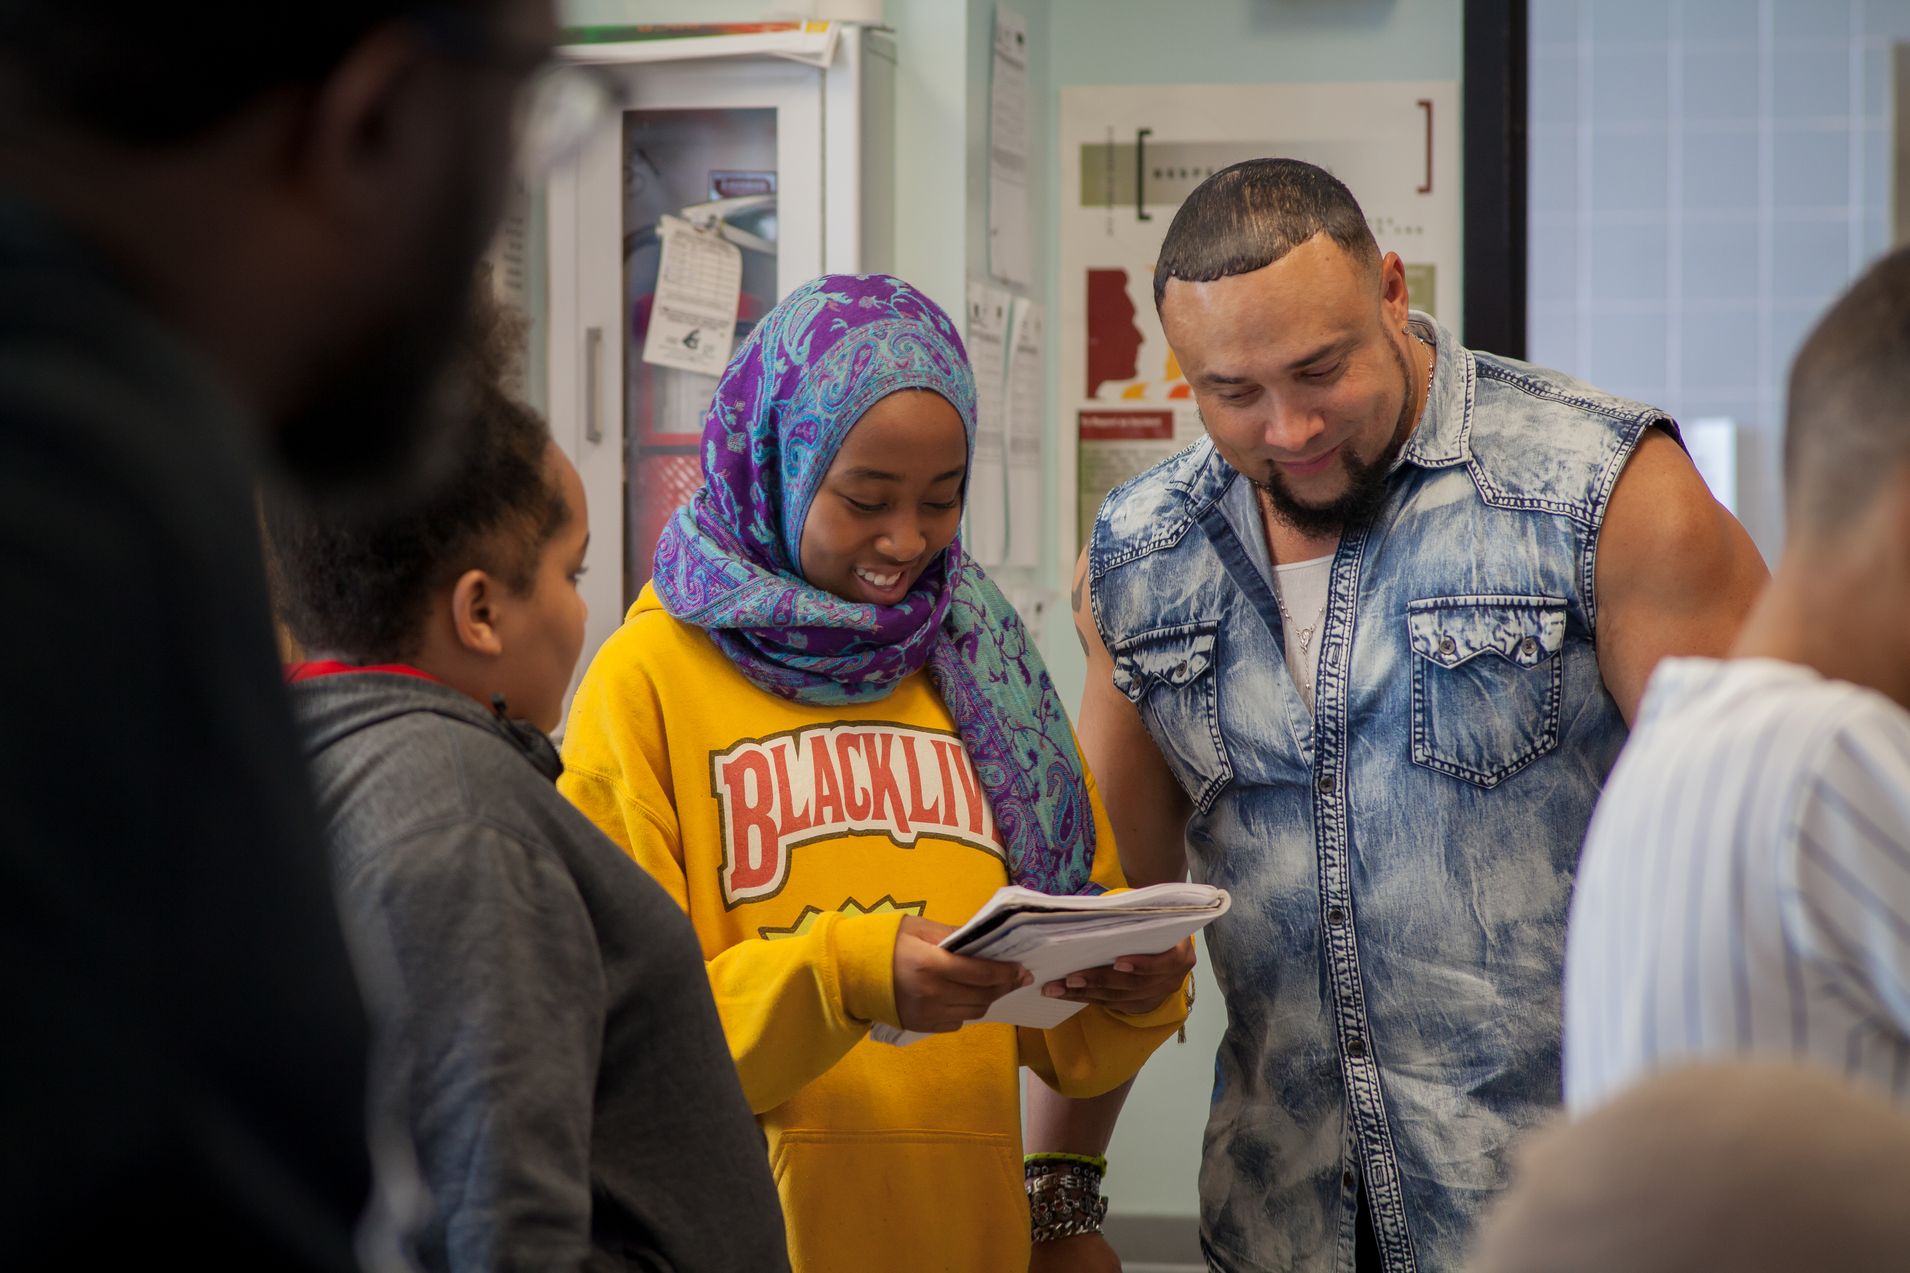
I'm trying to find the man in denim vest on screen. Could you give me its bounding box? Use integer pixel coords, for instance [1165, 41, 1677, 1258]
[1023, 160, 1768, 1273]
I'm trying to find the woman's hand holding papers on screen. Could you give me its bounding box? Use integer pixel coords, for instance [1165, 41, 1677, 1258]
[1041, 937, 1196, 1015]
[892, 916, 1033, 1033]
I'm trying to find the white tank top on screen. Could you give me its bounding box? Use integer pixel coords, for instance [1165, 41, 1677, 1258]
[1272, 554, 1333, 709]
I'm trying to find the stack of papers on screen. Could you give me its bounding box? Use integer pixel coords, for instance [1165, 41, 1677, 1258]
[872, 882, 1230, 1046]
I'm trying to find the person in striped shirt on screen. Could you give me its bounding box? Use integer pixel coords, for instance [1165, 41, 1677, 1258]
[1565, 244, 1910, 1112]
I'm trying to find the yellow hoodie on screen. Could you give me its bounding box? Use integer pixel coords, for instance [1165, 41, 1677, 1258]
[559, 585, 1186, 1273]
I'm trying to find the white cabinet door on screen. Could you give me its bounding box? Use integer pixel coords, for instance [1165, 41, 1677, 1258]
[548, 58, 824, 671]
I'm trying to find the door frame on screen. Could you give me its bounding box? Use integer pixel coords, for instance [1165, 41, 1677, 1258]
[1463, 0, 1529, 358]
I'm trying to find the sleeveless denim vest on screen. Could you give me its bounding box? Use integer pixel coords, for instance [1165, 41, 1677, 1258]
[1089, 313, 1667, 1273]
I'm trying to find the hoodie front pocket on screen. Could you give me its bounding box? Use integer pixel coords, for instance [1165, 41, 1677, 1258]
[769, 1127, 1025, 1272]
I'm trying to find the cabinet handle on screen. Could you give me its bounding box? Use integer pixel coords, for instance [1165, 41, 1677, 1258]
[584, 325, 604, 444]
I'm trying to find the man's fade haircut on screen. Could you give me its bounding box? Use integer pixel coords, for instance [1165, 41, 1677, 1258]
[1783, 244, 1910, 535]
[1153, 158, 1381, 308]
[264, 282, 567, 663]
[0, 1, 502, 144]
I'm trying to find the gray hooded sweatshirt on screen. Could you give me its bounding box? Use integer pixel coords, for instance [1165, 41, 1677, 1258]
[291, 670, 789, 1272]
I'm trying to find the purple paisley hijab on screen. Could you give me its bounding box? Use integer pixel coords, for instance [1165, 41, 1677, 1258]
[653, 273, 1095, 896]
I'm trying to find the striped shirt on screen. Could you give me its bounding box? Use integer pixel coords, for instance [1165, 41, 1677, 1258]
[1565, 656, 1910, 1113]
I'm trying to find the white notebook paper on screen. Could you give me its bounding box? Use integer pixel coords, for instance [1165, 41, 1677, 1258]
[870, 882, 1231, 1046]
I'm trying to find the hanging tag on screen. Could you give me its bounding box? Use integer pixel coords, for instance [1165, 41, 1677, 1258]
[641, 214, 744, 377]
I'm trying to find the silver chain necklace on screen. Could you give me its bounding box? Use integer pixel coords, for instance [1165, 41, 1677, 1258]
[1271, 561, 1328, 698]
[1267, 331, 1434, 700]
[1273, 582, 1324, 656]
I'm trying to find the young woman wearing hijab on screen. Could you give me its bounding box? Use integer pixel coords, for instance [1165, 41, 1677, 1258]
[559, 274, 1192, 1271]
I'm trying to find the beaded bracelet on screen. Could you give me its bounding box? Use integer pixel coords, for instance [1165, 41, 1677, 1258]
[1025, 1154, 1109, 1242]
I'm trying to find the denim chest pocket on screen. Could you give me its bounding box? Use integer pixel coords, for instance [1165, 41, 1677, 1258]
[1110, 622, 1233, 813]
[1407, 595, 1568, 788]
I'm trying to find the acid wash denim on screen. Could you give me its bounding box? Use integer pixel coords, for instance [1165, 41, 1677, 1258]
[1089, 313, 1668, 1273]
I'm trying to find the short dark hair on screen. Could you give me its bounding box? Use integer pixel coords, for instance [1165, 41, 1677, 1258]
[1783, 245, 1910, 535]
[1153, 158, 1380, 307]
[0, 1, 500, 143]
[264, 284, 566, 662]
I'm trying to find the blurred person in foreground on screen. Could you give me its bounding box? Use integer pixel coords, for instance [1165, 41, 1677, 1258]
[1470, 1062, 1910, 1273]
[0, 1, 554, 1267]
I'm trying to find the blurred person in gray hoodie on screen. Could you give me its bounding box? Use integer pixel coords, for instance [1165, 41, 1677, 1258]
[262, 300, 790, 1273]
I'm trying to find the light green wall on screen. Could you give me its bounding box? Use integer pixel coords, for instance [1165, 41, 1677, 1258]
[884, 0, 981, 317]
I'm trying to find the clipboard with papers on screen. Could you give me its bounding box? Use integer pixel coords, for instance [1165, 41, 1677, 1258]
[871, 882, 1231, 1046]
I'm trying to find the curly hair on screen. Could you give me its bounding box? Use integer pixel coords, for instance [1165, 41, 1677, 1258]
[263, 281, 568, 663]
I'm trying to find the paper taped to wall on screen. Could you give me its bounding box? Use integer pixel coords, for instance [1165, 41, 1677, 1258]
[642, 214, 743, 377]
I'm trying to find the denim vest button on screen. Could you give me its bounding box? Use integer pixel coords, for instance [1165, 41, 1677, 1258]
[1346, 1036, 1366, 1058]
[1438, 634, 1457, 658]
[1520, 636, 1539, 659]
[1327, 906, 1347, 926]
[1342, 1169, 1357, 1189]
[1318, 772, 1335, 794]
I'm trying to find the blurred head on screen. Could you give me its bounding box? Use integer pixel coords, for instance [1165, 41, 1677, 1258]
[799, 389, 967, 606]
[1783, 245, 1910, 545]
[1155, 158, 1421, 536]
[1470, 1063, 1910, 1273]
[0, 0, 557, 492]
[265, 291, 588, 733]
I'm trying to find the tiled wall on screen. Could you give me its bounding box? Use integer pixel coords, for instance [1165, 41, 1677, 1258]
[1527, 0, 1909, 558]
